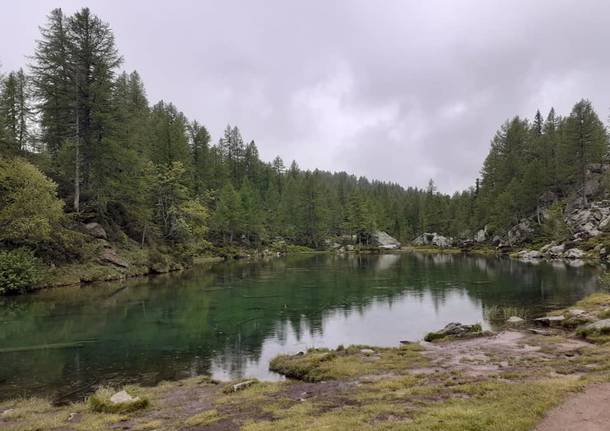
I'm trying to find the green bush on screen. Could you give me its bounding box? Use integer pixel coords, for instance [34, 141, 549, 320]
[0, 248, 42, 295]
[0, 157, 64, 244]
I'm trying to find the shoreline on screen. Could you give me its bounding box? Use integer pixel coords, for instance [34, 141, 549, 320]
[19, 244, 606, 296]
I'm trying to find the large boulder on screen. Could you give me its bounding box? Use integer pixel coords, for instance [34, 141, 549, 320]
[100, 248, 129, 268]
[474, 228, 487, 243]
[84, 222, 107, 240]
[506, 219, 534, 246]
[413, 232, 454, 248]
[424, 322, 483, 342]
[564, 248, 585, 259]
[516, 249, 542, 261]
[372, 231, 401, 249]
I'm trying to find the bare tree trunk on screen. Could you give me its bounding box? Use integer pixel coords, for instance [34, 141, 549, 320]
[73, 72, 80, 214]
[74, 102, 80, 213]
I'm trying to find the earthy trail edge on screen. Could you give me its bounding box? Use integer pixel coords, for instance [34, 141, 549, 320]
[535, 383, 610, 431]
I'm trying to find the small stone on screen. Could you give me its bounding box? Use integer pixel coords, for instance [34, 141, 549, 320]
[228, 380, 257, 393]
[506, 316, 525, 324]
[360, 348, 375, 355]
[110, 390, 138, 404]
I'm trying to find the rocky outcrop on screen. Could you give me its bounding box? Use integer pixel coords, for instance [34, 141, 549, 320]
[506, 219, 534, 246]
[413, 232, 454, 248]
[564, 201, 610, 240]
[372, 231, 401, 249]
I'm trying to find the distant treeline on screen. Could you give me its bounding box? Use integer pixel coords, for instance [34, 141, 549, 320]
[1, 7, 609, 262]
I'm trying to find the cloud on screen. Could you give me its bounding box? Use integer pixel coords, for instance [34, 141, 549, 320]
[3, 0, 610, 192]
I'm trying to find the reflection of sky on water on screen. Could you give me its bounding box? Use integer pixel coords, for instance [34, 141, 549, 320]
[211, 288, 484, 380]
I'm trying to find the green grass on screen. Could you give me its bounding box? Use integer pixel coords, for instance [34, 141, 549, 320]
[269, 344, 427, 382]
[87, 387, 149, 414]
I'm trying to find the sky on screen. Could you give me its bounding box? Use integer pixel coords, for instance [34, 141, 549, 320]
[3, 0, 610, 193]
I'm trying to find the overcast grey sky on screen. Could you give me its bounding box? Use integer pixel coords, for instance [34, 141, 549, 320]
[2, 1, 610, 192]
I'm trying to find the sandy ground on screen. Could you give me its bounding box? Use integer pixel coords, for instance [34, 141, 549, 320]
[535, 383, 610, 431]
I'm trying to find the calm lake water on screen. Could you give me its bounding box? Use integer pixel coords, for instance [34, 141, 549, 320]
[0, 253, 602, 402]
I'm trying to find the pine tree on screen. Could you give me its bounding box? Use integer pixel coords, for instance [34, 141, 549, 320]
[31, 8, 73, 157]
[67, 7, 122, 210]
[1, 70, 32, 154]
[562, 100, 608, 206]
[189, 120, 211, 196]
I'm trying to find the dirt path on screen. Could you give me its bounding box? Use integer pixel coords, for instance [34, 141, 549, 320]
[535, 383, 610, 431]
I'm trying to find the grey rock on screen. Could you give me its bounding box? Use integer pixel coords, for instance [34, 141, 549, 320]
[228, 380, 257, 393]
[424, 322, 482, 341]
[475, 228, 487, 243]
[100, 248, 129, 268]
[545, 244, 565, 258]
[84, 222, 107, 239]
[564, 248, 585, 259]
[110, 390, 139, 404]
[506, 316, 525, 324]
[413, 232, 454, 248]
[582, 319, 610, 332]
[360, 348, 375, 355]
[516, 250, 542, 260]
[507, 219, 534, 246]
[372, 231, 401, 249]
[568, 309, 586, 316]
[534, 315, 565, 326]
[600, 215, 610, 231]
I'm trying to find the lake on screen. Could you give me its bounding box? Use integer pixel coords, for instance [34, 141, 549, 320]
[0, 252, 601, 402]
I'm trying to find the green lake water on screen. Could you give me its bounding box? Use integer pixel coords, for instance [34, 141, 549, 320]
[0, 252, 602, 402]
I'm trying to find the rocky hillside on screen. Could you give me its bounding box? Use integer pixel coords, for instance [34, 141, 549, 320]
[414, 163, 610, 262]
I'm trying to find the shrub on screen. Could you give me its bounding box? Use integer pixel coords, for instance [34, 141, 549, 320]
[0, 157, 64, 244]
[0, 248, 42, 294]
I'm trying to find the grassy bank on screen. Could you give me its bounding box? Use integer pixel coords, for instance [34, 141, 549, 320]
[3, 293, 610, 430]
